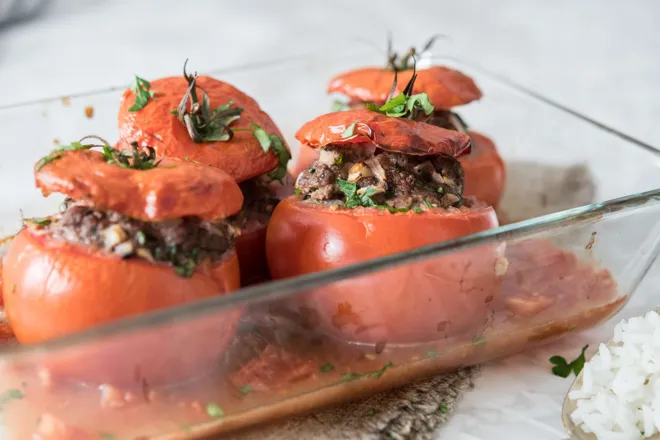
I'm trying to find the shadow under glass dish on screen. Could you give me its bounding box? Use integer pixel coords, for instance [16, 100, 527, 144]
[1, 49, 660, 438]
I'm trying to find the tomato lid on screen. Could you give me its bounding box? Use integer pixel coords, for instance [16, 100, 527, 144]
[34, 148, 243, 221]
[328, 66, 482, 109]
[295, 109, 471, 157]
[118, 75, 288, 183]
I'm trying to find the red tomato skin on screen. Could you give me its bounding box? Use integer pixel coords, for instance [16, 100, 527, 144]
[266, 198, 503, 343]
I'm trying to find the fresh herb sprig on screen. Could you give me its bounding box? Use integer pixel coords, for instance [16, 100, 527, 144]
[36, 136, 162, 171]
[550, 345, 589, 378]
[128, 75, 157, 112]
[336, 179, 409, 213]
[386, 34, 446, 72]
[0, 389, 24, 412]
[365, 58, 434, 121]
[172, 60, 244, 143]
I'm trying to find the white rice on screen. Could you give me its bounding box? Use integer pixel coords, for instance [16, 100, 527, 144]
[569, 310, 660, 439]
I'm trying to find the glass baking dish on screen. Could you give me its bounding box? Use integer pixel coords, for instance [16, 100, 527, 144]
[1, 49, 660, 439]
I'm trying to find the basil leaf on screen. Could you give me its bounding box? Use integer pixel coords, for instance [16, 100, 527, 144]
[337, 178, 357, 200]
[341, 121, 358, 139]
[365, 103, 380, 112]
[251, 122, 272, 152]
[128, 75, 155, 112]
[406, 93, 434, 116]
[206, 402, 225, 418]
[320, 363, 334, 373]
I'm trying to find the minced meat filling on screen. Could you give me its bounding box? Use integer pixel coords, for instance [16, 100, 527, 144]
[229, 178, 279, 233]
[296, 146, 464, 211]
[27, 200, 237, 277]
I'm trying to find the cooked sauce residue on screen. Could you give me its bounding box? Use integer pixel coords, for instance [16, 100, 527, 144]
[0, 239, 622, 438]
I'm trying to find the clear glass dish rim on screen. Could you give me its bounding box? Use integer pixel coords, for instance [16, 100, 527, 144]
[1, 49, 659, 361]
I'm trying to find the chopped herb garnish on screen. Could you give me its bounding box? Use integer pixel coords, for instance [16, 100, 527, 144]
[184, 156, 189, 161]
[248, 122, 291, 182]
[35, 141, 91, 170]
[341, 121, 358, 139]
[341, 372, 363, 382]
[331, 100, 351, 112]
[372, 361, 393, 379]
[473, 335, 486, 346]
[206, 402, 225, 418]
[413, 207, 424, 213]
[335, 153, 344, 165]
[128, 75, 156, 112]
[99, 433, 117, 440]
[366, 409, 377, 416]
[366, 57, 435, 121]
[295, 187, 302, 195]
[386, 34, 445, 72]
[320, 363, 335, 373]
[439, 401, 448, 414]
[136, 231, 146, 246]
[26, 217, 51, 226]
[173, 60, 243, 143]
[337, 178, 357, 200]
[240, 385, 252, 395]
[175, 258, 196, 278]
[427, 350, 438, 358]
[437, 186, 445, 195]
[102, 142, 161, 170]
[307, 167, 316, 173]
[0, 389, 24, 411]
[550, 345, 589, 378]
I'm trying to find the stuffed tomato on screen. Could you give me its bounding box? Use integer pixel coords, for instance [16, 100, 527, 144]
[268, 108, 503, 344]
[3, 144, 243, 385]
[296, 43, 505, 208]
[118, 64, 291, 285]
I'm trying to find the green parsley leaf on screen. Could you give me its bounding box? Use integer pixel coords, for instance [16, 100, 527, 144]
[378, 93, 406, 113]
[320, 363, 335, 373]
[240, 385, 252, 395]
[439, 401, 448, 414]
[406, 93, 434, 116]
[266, 134, 291, 182]
[175, 259, 196, 278]
[550, 345, 589, 378]
[206, 402, 225, 418]
[341, 121, 358, 139]
[331, 100, 351, 112]
[341, 372, 363, 382]
[128, 75, 156, 112]
[26, 217, 51, 226]
[295, 187, 302, 195]
[372, 361, 393, 379]
[336, 179, 357, 200]
[0, 389, 24, 411]
[251, 122, 272, 152]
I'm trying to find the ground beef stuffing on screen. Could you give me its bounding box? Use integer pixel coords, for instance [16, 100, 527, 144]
[229, 178, 280, 233]
[27, 200, 237, 277]
[296, 146, 465, 211]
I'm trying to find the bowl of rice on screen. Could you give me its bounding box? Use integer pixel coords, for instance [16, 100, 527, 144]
[564, 310, 660, 440]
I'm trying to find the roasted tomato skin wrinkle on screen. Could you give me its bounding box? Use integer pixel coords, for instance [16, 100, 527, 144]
[3, 229, 241, 385]
[266, 197, 502, 343]
[118, 76, 284, 183]
[295, 110, 471, 157]
[327, 66, 483, 110]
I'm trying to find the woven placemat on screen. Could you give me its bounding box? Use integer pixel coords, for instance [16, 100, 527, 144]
[233, 367, 479, 440]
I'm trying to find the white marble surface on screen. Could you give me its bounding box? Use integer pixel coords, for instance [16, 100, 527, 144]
[2, 1, 660, 439]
